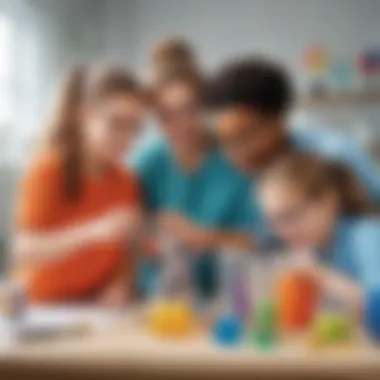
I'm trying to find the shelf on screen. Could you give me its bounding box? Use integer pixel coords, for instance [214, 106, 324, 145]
[298, 89, 380, 108]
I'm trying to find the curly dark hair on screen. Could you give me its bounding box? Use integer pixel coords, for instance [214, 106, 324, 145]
[205, 56, 294, 116]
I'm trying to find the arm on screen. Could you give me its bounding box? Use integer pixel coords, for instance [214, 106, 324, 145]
[208, 230, 255, 251]
[311, 265, 362, 313]
[315, 219, 380, 316]
[14, 208, 137, 267]
[156, 177, 256, 252]
[13, 156, 140, 268]
[157, 212, 255, 252]
[13, 156, 73, 267]
[291, 249, 362, 315]
[97, 246, 135, 306]
[14, 222, 102, 267]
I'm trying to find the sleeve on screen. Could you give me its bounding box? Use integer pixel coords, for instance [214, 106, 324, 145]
[353, 219, 380, 289]
[15, 156, 60, 230]
[129, 141, 164, 212]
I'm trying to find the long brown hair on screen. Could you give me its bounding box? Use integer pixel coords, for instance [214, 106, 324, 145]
[47, 64, 141, 201]
[261, 153, 375, 216]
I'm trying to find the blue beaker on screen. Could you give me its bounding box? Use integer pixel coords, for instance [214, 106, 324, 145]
[364, 288, 380, 343]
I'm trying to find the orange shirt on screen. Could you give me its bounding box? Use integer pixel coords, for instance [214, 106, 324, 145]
[15, 151, 141, 304]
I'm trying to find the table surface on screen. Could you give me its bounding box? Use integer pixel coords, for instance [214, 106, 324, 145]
[0, 307, 379, 379]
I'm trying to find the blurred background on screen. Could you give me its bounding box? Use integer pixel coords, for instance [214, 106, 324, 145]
[0, 0, 379, 270]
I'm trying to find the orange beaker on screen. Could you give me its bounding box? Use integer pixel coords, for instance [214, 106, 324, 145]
[276, 271, 319, 332]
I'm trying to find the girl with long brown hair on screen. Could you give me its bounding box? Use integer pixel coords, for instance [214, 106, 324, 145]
[258, 153, 380, 309]
[132, 37, 254, 299]
[13, 64, 144, 305]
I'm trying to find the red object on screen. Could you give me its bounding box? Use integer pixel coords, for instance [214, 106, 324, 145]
[276, 271, 319, 332]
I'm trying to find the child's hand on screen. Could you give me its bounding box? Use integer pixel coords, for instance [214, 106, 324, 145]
[289, 248, 318, 274]
[90, 207, 139, 243]
[158, 212, 213, 251]
[97, 282, 129, 308]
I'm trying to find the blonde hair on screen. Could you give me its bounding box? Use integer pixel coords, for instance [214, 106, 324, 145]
[151, 37, 198, 79]
[261, 153, 375, 216]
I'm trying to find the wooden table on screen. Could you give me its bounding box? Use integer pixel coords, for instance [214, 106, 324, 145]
[0, 308, 379, 380]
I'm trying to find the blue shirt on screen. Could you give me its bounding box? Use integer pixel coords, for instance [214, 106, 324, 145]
[257, 130, 380, 250]
[130, 138, 253, 298]
[322, 217, 380, 289]
[267, 130, 380, 289]
[297, 130, 380, 287]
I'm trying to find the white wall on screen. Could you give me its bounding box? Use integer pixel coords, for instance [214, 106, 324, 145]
[0, 0, 105, 260]
[0, 0, 106, 165]
[22, 0, 105, 130]
[102, 0, 136, 65]
[100, 0, 380, 154]
[102, 0, 380, 89]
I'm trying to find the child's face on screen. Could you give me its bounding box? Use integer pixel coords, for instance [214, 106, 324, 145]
[215, 106, 286, 174]
[156, 81, 204, 149]
[259, 180, 338, 248]
[83, 93, 144, 164]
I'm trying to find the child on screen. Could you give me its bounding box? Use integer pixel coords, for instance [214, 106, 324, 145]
[133, 38, 253, 300]
[258, 153, 380, 311]
[13, 65, 144, 305]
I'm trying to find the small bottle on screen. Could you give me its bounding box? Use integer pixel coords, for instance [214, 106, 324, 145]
[158, 235, 193, 302]
[219, 250, 251, 323]
[146, 235, 195, 338]
[276, 270, 319, 333]
[249, 254, 278, 349]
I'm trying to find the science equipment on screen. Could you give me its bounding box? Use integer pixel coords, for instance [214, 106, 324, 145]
[147, 298, 195, 338]
[308, 313, 352, 349]
[249, 254, 280, 348]
[157, 235, 194, 301]
[219, 250, 252, 322]
[213, 311, 243, 346]
[252, 298, 277, 349]
[364, 288, 380, 343]
[146, 235, 195, 338]
[276, 270, 319, 332]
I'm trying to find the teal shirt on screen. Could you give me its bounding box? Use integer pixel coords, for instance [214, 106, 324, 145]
[131, 139, 253, 298]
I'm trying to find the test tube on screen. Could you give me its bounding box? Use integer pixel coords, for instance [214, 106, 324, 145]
[249, 253, 281, 348]
[158, 235, 193, 302]
[219, 249, 252, 322]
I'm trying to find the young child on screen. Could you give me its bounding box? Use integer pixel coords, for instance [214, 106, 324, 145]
[13, 65, 144, 305]
[258, 153, 380, 311]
